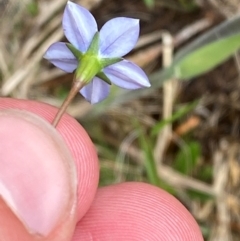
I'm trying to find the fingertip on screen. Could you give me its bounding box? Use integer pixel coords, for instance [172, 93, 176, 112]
[0, 109, 78, 240]
[0, 98, 99, 220]
[73, 182, 203, 241]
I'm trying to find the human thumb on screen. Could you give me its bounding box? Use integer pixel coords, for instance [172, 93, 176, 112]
[0, 109, 78, 241]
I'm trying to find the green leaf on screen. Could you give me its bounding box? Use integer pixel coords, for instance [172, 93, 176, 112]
[178, 0, 196, 9]
[151, 100, 198, 136]
[174, 141, 201, 175]
[143, 0, 155, 8]
[27, 1, 39, 16]
[187, 189, 214, 201]
[174, 15, 240, 63]
[99, 166, 115, 186]
[174, 33, 240, 79]
[137, 125, 160, 187]
[197, 165, 213, 182]
[136, 121, 176, 194]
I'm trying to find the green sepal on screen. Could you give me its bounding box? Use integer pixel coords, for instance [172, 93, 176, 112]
[66, 43, 83, 60]
[86, 32, 99, 55]
[100, 57, 123, 68]
[75, 55, 101, 84]
[69, 31, 122, 85]
[97, 71, 112, 85]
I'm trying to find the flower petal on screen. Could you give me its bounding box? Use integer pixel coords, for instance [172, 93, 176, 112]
[103, 60, 150, 89]
[63, 1, 98, 52]
[44, 42, 78, 73]
[80, 77, 110, 104]
[99, 17, 139, 57]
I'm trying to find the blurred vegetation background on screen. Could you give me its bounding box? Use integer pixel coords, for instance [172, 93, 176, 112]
[1, 0, 240, 240]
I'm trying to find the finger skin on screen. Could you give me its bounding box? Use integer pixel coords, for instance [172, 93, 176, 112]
[0, 109, 78, 241]
[0, 98, 203, 241]
[0, 98, 99, 220]
[73, 182, 204, 241]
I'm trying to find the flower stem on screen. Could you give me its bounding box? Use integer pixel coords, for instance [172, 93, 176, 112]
[52, 81, 85, 127]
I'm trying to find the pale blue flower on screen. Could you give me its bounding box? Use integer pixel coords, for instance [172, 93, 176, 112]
[44, 1, 150, 104]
